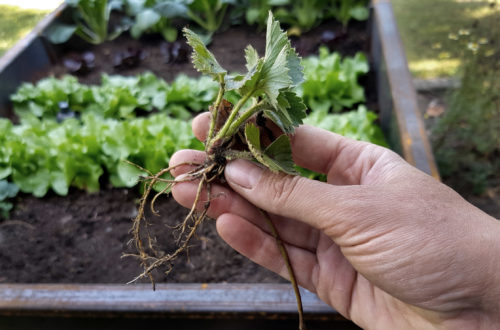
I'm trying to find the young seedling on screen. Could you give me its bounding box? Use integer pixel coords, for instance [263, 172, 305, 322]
[128, 12, 307, 330]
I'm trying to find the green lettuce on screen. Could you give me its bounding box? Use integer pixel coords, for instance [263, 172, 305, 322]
[299, 47, 369, 113]
[0, 114, 203, 198]
[11, 72, 218, 120]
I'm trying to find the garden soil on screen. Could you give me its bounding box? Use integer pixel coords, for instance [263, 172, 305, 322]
[0, 21, 369, 284]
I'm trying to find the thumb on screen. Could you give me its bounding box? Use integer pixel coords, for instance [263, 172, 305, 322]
[224, 159, 372, 235]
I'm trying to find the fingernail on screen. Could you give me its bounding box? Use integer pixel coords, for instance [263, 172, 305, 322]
[225, 159, 263, 189]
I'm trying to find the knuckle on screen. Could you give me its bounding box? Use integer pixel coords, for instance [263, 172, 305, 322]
[266, 172, 302, 210]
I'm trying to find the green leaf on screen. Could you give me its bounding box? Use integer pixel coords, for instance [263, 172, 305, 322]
[0, 167, 11, 180]
[244, 45, 259, 71]
[350, 6, 369, 21]
[245, 122, 262, 151]
[131, 9, 161, 38]
[245, 8, 260, 25]
[263, 134, 296, 174]
[155, 1, 189, 18]
[50, 171, 70, 196]
[13, 168, 51, 197]
[115, 161, 146, 187]
[0, 201, 14, 219]
[300, 47, 368, 113]
[303, 105, 388, 147]
[286, 47, 304, 86]
[244, 123, 296, 175]
[264, 11, 290, 66]
[124, 0, 146, 16]
[264, 89, 306, 133]
[0, 180, 19, 200]
[45, 23, 77, 44]
[183, 27, 227, 78]
[161, 26, 178, 42]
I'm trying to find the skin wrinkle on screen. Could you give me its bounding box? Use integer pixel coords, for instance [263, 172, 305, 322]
[339, 145, 370, 185]
[268, 172, 302, 212]
[345, 270, 358, 320]
[325, 140, 354, 185]
[322, 257, 356, 318]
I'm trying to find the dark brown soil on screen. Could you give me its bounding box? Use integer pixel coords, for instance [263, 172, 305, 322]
[0, 187, 285, 284]
[1, 21, 369, 284]
[40, 21, 369, 85]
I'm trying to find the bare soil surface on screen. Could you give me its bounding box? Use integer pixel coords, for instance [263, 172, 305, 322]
[42, 20, 369, 85]
[0, 21, 369, 284]
[0, 187, 285, 284]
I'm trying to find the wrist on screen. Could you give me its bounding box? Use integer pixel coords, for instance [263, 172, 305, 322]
[439, 209, 500, 330]
[471, 213, 500, 327]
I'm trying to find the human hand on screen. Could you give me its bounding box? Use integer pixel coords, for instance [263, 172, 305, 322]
[170, 113, 500, 329]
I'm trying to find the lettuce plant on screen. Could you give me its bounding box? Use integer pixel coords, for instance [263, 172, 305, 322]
[47, 0, 128, 44]
[11, 73, 218, 121]
[300, 47, 369, 112]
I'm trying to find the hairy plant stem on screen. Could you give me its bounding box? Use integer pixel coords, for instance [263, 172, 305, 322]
[206, 76, 225, 147]
[212, 89, 255, 143]
[226, 100, 264, 135]
[260, 209, 305, 330]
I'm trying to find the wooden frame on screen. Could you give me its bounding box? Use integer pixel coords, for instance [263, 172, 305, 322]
[0, 1, 437, 328]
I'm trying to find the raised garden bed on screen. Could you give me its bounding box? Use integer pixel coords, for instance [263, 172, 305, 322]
[0, 1, 438, 329]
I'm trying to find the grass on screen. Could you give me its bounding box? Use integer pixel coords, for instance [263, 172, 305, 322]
[392, 0, 500, 79]
[0, 5, 50, 56]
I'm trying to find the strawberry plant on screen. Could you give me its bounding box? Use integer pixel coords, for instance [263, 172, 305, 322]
[129, 12, 307, 329]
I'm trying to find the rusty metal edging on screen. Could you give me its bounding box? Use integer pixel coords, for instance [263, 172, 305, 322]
[0, 283, 335, 317]
[371, 0, 440, 179]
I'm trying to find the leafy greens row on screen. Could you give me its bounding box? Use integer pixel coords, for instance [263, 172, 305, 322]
[0, 113, 202, 199]
[11, 72, 218, 121]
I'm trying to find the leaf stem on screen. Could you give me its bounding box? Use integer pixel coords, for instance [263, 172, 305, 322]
[226, 99, 264, 136]
[215, 3, 229, 31]
[213, 89, 254, 141]
[206, 75, 225, 148]
[202, 0, 216, 32]
[187, 10, 209, 32]
[259, 209, 305, 330]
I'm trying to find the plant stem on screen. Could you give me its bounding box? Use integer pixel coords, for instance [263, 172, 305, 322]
[213, 89, 254, 142]
[226, 100, 264, 136]
[259, 209, 305, 330]
[206, 76, 225, 147]
[215, 3, 229, 31]
[202, 0, 217, 32]
[187, 10, 209, 32]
